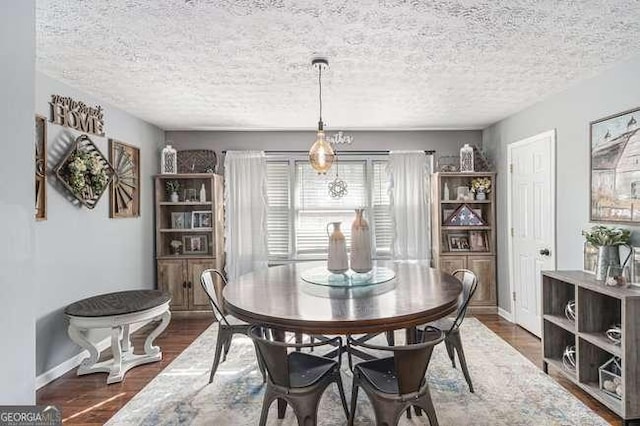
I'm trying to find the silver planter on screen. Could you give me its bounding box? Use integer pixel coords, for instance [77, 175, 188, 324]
[595, 245, 620, 281]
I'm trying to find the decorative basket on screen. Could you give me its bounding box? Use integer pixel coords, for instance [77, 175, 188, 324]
[599, 356, 622, 399]
[54, 134, 114, 209]
[177, 149, 217, 173]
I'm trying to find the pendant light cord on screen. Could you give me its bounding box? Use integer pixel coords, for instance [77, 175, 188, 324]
[318, 64, 323, 129]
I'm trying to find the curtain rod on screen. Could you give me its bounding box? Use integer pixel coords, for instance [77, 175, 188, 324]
[221, 150, 436, 155]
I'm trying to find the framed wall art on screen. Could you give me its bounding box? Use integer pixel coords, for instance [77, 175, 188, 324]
[35, 115, 47, 220]
[109, 139, 140, 218]
[591, 107, 640, 223]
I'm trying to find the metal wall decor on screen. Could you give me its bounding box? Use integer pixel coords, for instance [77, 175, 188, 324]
[329, 131, 353, 146]
[328, 152, 348, 199]
[590, 106, 640, 223]
[55, 134, 114, 209]
[161, 144, 178, 174]
[109, 139, 140, 218]
[49, 94, 105, 136]
[35, 115, 47, 220]
[177, 149, 217, 173]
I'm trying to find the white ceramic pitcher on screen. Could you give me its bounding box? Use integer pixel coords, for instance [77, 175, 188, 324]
[326, 222, 348, 274]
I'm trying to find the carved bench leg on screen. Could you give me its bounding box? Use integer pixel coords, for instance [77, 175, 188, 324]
[107, 326, 124, 384]
[144, 310, 171, 356]
[68, 324, 100, 376]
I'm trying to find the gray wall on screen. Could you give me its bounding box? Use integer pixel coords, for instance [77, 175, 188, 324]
[165, 130, 482, 158]
[0, 1, 36, 404]
[482, 55, 640, 312]
[34, 72, 164, 376]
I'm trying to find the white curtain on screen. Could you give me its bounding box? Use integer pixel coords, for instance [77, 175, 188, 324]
[224, 151, 269, 282]
[388, 151, 431, 261]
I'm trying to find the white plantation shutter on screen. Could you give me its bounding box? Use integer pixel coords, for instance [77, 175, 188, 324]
[295, 160, 367, 255]
[265, 154, 395, 261]
[266, 161, 291, 258]
[372, 160, 392, 256]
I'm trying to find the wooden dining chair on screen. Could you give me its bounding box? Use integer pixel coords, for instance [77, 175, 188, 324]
[200, 269, 266, 384]
[347, 327, 445, 426]
[249, 325, 350, 426]
[417, 268, 478, 393]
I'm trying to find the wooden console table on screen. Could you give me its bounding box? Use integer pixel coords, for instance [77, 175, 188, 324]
[65, 290, 171, 384]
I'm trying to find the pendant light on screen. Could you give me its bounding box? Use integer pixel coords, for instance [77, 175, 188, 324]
[308, 57, 335, 174]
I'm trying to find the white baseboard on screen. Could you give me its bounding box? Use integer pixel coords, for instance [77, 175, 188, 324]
[498, 307, 514, 323]
[36, 322, 148, 389]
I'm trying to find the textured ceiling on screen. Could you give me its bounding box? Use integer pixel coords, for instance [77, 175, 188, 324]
[36, 0, 640, 130]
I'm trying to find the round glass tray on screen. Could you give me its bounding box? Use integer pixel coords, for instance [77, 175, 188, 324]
[300, 266, 396, 287]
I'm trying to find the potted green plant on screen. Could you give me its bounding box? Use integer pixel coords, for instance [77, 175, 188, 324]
[166, 180, 181, 202]
[582, 226, 631, 280]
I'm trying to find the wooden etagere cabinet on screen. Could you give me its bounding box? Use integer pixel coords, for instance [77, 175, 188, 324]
[542, 271, 640, 425]
[154, 174, 224, 315]
[431, 172, 497, 313]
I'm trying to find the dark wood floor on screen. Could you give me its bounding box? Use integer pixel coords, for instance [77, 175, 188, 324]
[37, 314, 620, 425]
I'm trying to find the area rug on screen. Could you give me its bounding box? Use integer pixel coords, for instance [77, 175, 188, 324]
[106, 319, 607, 425]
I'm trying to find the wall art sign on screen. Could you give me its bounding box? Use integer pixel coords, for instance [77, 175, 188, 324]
[591, 107, 640, 223]
[49, 94, 105, 136]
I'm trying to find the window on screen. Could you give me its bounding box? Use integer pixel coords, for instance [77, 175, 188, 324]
[265, 154, 391, 261]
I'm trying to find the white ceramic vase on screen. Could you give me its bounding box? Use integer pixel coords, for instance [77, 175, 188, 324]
[350, 209, 372, 273]
[327, 222, 348, 274]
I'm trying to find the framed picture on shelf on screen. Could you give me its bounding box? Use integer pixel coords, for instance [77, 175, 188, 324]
[182, 235, 208, 255]
[469, 231, 488, 252]
[447, 233, 470, 251]
[171, 212, 185, 229]
[590, 106, 640, 223]
[191, 211, 212, 228]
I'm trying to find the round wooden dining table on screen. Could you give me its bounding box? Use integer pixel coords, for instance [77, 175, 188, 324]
[223, 260, 462, 335]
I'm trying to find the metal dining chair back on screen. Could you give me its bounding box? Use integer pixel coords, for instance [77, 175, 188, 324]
[249, 325, 349, 425]
[199, 269, 266, 384]
[347, 327, 444, 426]
[200, 269, 228, 325]
[450, 269, 478, 333]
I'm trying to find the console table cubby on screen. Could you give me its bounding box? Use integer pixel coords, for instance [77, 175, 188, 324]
[542, 270, 640, 425]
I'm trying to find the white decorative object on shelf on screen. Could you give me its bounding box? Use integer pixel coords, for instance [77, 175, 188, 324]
[351, 209, 372, 273]
[199, 183, 207, 203]
[161, 144, 177, 174]
[443, 182, 450, 200]
[460, 144, 474, 172]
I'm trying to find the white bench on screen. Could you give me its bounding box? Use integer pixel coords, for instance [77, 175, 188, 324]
[65, 290, 171, 384]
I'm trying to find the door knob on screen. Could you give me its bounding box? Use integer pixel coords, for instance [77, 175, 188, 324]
[539, 248, 551, 256]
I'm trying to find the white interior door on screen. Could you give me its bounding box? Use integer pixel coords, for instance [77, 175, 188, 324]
[508, 130, 556, 337]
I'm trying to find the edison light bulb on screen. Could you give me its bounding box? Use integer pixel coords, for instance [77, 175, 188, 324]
[308, 130, 335, 174]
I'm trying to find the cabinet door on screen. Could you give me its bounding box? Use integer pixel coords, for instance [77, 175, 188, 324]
[158, 260, 188, 310]
[187, 259, 216, 311]
[438, 256, 467, 274]
[467, 255, 497, 307]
